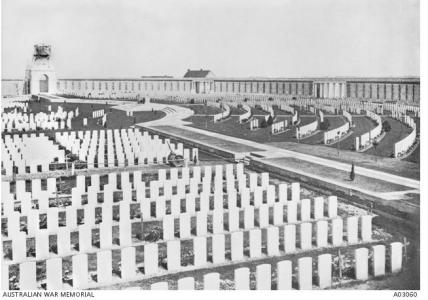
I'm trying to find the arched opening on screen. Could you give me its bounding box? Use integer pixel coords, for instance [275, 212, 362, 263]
[39, 74, 49, 93]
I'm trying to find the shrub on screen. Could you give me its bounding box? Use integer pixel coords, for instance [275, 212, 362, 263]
[267, 115, 274, 126]
[260, 118, 267, 128]
[382, 120, 391, 132]
[319, 119, 330, 130]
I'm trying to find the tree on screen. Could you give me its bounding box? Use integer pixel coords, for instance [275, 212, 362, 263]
[319, 119, 330, 130]
[260, 118, 267, 128]
[350, 162, 355, 181]
[382, 120, 391, 132]
[267, 115, 274, 126]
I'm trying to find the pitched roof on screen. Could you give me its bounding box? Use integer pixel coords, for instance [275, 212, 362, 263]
[183, 69, 213, 78]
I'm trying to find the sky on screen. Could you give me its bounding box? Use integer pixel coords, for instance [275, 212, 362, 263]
[1, 0, 420, 79]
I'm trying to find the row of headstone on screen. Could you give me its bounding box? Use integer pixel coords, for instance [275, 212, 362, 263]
[249, 118, 259, 130]
[355, 110, 382, 151]
[323, 121, 350, 144]
[92, 109, 105, 118]
[393, 115, 417, 158]
[4, 210, 372, 265]
[271, 120, 288, 134]
[2, 241, 403, 290]
[238, 104, 252, 123]
[296, 119, 318, 140]
[213, 103, 231, 122]
[2, 133, 65, 175]
[54, 128, 197, 168]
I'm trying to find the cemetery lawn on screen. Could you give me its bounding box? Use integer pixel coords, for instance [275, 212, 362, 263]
[151, 125, 263, 153]
[328, 116, 375, 151]
[301, 116, 347, 145]
[6, 99, 166, 132]
[267, 142, 419, 180]
[264, 157, 412, 193]
[364, 117, 413, 158]
[184, 115, 317, 144]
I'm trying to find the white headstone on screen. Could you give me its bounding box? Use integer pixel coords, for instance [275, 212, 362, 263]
[317, 253, 332, 289]
[121, 247, 136, 280]
[284, 224, 296, 253]
[372, 245, 386, 277]
[193, 236, 207, 267]
[390, 242, 403, 273]
[355, 248, 369, 280]
[97, 250, 113, 284]
[167, 240, 181, 271]
[332, 218, 343, 246]
[277, 260, 292, 290]
[144, 243, 159, 275]
[46, 258, 63, 289]
[212, 234, 225, 264]
[72, 254, 88, 289]
[234, 267, 250, 290]
[177, 277, 195, 290]
[300, 222, 312, 250]
[298, 257, 312, 290]
[204, 273, 220, 290]
[19, 261, 37, 290]
[256, 264, 271, 290]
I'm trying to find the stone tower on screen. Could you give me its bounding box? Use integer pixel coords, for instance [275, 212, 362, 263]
[24, 44, 57, 95]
